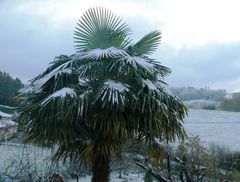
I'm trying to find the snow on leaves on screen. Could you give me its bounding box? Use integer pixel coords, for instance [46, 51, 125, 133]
[22, 61, 73, 94]
[41, 87, 76, 105]
[76, 47, 128, 60]
[143, 79, 157, 91]
[79, 77, 89, 86]
[117, 55, 156, 74]
[99, 80, 130, 105]
[103, 80, 129, 93]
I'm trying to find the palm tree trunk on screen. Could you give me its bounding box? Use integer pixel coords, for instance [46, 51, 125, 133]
[92, 153, 110, 182]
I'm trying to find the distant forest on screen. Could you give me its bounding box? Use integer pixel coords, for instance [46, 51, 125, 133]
[170, 87, 226, 101]
[0, 71, 24, 106]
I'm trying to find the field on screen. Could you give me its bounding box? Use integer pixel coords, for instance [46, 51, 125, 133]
[1, 108, 240, 181]
[184, 109, 240, 151]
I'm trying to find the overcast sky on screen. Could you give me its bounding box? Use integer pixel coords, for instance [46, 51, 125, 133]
[1, 0, 240, 92]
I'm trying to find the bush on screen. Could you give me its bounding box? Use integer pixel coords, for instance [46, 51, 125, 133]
[202, 104, 216, 110]
[220, 92, 240, 112]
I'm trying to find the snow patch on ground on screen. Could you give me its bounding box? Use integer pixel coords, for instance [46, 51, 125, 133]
[184, 109, 240, 151]
[0, 120, 15, 128]
[77, 172, 145, 182]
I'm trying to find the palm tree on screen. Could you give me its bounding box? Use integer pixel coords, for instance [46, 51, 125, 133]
[18, 7, 187, 182]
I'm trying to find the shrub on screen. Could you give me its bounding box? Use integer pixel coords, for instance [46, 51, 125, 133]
[202, 104, 216, 110]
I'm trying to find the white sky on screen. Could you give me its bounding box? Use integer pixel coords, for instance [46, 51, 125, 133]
[14, 0, 240, 47]
[1, 0, 240, 92]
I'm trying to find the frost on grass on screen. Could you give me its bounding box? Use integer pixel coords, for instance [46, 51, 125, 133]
[41, 87, 76, 105]
[79, 172, 145, 182]
[77, 47, 128, 60]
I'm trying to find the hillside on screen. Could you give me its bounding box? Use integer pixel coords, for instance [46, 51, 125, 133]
[0, 71, 23, 106]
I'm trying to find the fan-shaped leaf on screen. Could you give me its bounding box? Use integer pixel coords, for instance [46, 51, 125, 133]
[130, 30, 161, 56]
[74, 7, 131, 51]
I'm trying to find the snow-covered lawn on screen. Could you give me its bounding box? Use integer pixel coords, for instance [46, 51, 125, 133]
[1, 109, 240, 181]
[184, 109, 240, 151]
[77, 172, 145, 182]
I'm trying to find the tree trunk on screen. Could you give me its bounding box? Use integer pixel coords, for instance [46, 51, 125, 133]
[92, 153, 110, 182]
[167, 155, 172, 180]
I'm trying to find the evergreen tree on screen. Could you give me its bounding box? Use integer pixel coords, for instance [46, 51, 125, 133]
[18, 8, 187, 182]
[0, 71, 24, 106]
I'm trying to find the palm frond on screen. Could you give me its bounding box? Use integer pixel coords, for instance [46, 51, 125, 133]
[74, 7, 131, 51]
[129, 31, 161, 56]
[77, 47, 128, 60]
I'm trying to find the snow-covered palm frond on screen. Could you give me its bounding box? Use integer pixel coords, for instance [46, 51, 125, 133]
[77, 61, 104, 80]
[74, 7, 131, 51]
[34, 55, 72, 80]
[103, 80, 129, 92]
[77, 47, 128, 60]
[136, 88, 187, 142]
[41, 87, 76, 105]
[94, 80, 133, 109]
[117, 55, 170, 79]
[25, 60, 74, 93]
[142, 79, 157, 91]
[125, 56, 155, 73]
[76, 90, 91, 116]
[154, 63, 171, 78]
[129, 31, 161, 56]
[79, 77, 90, 86]
[99, 80, 129, 107]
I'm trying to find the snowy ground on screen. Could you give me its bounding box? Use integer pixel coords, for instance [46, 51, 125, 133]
[0, 144, 17, 166]
[0, 111, 14, 127]
[0, 143, 145, 181]
[77, 172, 145, 182]
[1, 109, 240, 181]
[0, 120, 15, 128]
[184, 108, 240, 151]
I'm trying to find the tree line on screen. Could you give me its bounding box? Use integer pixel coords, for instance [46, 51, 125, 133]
[0, 71, 24, 106]
[170, 87, 226, 101]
